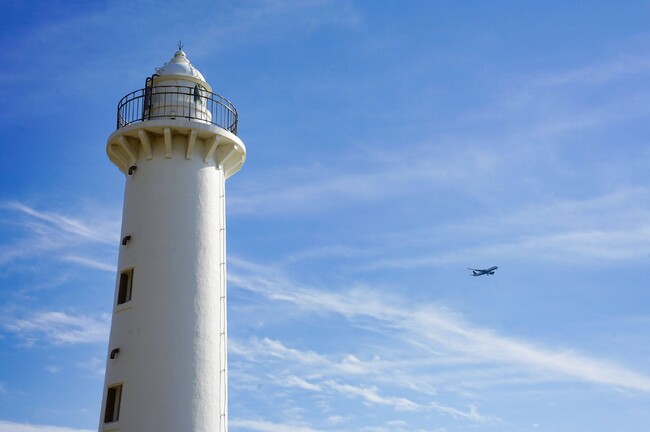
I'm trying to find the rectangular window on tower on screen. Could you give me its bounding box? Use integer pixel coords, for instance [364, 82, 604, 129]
[117, 268, 134, 305]
[103, 384, 123, 423]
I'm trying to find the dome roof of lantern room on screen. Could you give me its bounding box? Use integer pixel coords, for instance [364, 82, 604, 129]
[154, 49, 212, 91]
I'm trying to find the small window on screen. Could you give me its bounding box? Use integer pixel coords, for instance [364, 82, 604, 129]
[117, 268, 134, 305]
[104, 384, 123, 423]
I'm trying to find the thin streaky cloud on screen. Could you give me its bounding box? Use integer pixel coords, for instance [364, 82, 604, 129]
[532, 55, 650, 87]
[471, 187, 650, 235]
[229, 49, 650, 220]
[193, 0, 360, 58]
[231, 336, 476, 422]
[282, 375, 322, 392]
[44, 365, 61, 374]
[325, 415, 349, 425]
[5, 311, 110, 346]
[357, 188, 650, 269]
[356, 422, 447, 432]
[0, 202, 119, 277]
[229, 258, 650, 392]
[260, 337, 330, 365]
[325, 381, 419, 411]
[229, 145, 500, 216]
[230, 419, 325, 432]
[76, 356, 106, 376]
[61, 256, 116, 273]
[231, 335, 510, 422]
[231, 335, 576, 401]
[0, 421, 93, 432]
[461, 49, 650, 133]
[231, 336, 441, 398]
[280, 245, 372, 264]
[362, 225, 650, 270]
[4, 202, 118, 245]
[429, 402, 491, 423]
[239, 337, 395, 378]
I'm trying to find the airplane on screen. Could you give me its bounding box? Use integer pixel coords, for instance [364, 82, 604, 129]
[468, 266, 498, 276]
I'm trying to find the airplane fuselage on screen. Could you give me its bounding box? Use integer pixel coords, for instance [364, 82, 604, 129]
[469, 266, 498, 276]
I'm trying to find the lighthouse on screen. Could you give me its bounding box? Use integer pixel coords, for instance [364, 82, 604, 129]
[99, 48, 246, 432]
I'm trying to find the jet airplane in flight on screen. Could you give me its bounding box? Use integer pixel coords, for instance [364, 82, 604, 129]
[468, 266, 498, 276]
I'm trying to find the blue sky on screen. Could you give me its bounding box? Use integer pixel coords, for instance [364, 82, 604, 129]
[2, 0, 650, 431]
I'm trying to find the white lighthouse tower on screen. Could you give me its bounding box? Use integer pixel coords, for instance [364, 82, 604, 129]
[99, 48, 246, 432]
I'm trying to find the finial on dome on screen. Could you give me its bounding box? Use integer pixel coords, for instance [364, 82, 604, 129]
[178, 40, 184, 51]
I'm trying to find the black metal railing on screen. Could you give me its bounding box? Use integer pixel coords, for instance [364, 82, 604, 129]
[116, 85, 238, 135]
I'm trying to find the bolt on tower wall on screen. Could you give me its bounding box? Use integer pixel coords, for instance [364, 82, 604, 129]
[99, 49, 246, 432]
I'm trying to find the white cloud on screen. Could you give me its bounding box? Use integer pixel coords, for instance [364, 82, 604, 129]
[5, 203, 117, 245]
[44, 365, 61, 373]
[0, 421, 93, 432]
[284, 375, 322, 392]
[364, 225, 650, 270]
[61, 256, 116, 273]
[358, 423, 447, 432]
[429, 402, 491, 422]
[230, 419, 324, 432]
[355, 187, 650, 269]
[5, 311, 110, 346]
[191, 0, 360, 58]
[0, 202, 119, 271]
[325, 415, 349, 425]
[76, 356, 106, 375]
[532, 55, 650, 87]
[325, 381, 419, 411]
[229, 258, 650, 392]
[261, 338, 327, 365]
[232, 337, 494, 422]
[229, 146, 497, 217]
[229, 46, 650, 228]
[232, 336, 439, 398]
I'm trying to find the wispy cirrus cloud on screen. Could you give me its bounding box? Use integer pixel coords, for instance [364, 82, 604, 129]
[232, 337, 495, 423]
[5, 203, 116, 244]
[432, 188, 650, 266]
[320, 187, 650, 270]
[429, 402, 489, 422]
[364, 225, 650, 270]
[357, 425, 447, 432]
[76, 356, 106, 375]
[229, 257, 650, 392]
[4, 311, 110, 346]
[283, 375, 322, 392]
[0, 202, 119, 271]
[311, 378, 493, 423]
[189, 0, 361, 60]
[230, 47, 650, 224]
[229, 146, 500, 217]
[230, 419, 325, 432]
[324, 381, 419, 411]
[0, 421, 93, 432]
[232, 337, 391, 380]
[61, 256, 116, 273]
[531, 54, 650, 87]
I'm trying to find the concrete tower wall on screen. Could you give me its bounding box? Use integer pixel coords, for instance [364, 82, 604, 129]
[101, 136, 227, 432]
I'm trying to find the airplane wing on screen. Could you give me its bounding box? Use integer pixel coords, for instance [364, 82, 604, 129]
[468, 267, 497, 276]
